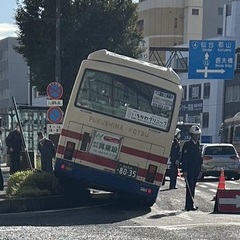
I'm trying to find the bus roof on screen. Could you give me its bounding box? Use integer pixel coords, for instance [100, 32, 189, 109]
[87, 49, 181, 84]
[224, 112, 240, 124]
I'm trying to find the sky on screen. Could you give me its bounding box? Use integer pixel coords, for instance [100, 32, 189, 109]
[0, 0, 18, 40]
[0, 0, 139, 41]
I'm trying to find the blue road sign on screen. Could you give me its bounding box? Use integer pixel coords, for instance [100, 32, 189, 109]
[47, 82, 63, 100]
[47, 107, 63, 124]
[189, 40, 235, 80]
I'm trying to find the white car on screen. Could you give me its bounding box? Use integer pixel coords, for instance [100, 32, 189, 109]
[201, 143, 240, 180]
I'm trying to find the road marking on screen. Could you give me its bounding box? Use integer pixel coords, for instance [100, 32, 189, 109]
[119, 222, 240, 229]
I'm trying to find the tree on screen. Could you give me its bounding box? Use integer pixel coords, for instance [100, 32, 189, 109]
[15, 0, 143, 106]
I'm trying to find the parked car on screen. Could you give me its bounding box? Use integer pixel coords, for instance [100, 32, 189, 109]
[201, 143, 240, 180]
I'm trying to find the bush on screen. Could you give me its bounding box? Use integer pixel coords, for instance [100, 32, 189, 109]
[6, 170, 63, 198]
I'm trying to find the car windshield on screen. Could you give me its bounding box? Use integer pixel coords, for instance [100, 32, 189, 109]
[205, 146, 236, 155]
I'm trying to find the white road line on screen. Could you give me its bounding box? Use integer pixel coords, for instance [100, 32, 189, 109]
[119, 222, 240, 229]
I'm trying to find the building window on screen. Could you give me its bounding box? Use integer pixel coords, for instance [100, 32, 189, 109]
[174, 18, 177, 28]
[188, 114, 201, 124]
[0, 50, 7, 61]
[192, 9, 199, 15]
[203, 83, 210, 99]
[0, 69, 8, 80]
[225, 85, 240, 103]
[226, 4, 232, 16]
[182, 86, 187, 100]
[217, 28, 223, 35]
[189, 84, 201, 100]
[137, 20, 144, 32]
[202, 112, 209, 128]
[218, 7, 223, 15]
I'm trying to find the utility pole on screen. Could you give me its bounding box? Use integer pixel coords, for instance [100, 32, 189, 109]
[55, 0, 61, 83]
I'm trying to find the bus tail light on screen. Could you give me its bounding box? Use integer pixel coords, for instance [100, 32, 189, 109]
[64, 141, 76, 160]
[145, 164, 157, 183]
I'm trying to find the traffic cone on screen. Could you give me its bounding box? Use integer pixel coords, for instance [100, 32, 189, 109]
[217, 168, 226, 190]
[214, 169, 226, 213]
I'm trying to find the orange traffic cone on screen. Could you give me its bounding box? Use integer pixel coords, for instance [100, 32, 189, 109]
[217, 168, 226, 190]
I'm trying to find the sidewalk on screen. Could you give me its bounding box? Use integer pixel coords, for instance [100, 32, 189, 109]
[0, 163, 10, 199]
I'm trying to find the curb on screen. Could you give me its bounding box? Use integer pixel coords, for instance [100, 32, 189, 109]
[0, 192, 115, 214]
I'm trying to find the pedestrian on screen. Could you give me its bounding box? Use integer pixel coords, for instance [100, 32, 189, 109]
[37, 132, 56, 172]
[5, 123, 23, 175]
[169, 128, 181, 189]
[181, 124, 202, 211]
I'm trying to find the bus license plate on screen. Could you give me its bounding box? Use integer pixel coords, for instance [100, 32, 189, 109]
[115, 163, 138, 179]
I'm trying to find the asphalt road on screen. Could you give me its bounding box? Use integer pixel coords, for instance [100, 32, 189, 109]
[0, 176, 240, 239]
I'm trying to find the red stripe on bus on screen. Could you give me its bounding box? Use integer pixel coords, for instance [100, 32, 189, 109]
[57, 145, 164, 181]
[60, 129, 168, 165]
[61, 129, 82, 140]
[121, 146, 167, 165]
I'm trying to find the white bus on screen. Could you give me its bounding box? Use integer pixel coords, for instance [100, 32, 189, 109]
[220, 112, 240, 154]
[54, 49, 182, 206]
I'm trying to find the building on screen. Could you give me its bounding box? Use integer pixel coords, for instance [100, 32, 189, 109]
[0, 37, 29, 120]
[137, 0, 228, 47]
[137, 0, 240, 143]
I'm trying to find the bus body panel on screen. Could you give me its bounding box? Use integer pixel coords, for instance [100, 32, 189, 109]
[55, 50, 182, 205]
[220, 113, 240, 154]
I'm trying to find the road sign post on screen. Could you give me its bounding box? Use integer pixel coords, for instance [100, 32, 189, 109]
[46, 82, 64, 134]
[189, 40, 235, 80]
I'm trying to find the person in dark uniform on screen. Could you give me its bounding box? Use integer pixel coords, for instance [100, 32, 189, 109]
[169, 128, 181, 189]
[37, 132, 56, 172]
[181, 124, 202, 211]
[5, 124, 23, 175]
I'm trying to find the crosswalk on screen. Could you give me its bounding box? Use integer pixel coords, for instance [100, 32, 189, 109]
[162, 176, 240, 197]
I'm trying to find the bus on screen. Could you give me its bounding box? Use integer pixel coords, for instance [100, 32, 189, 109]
[220, 112, 240, 154]
[54, 49, 182, 206]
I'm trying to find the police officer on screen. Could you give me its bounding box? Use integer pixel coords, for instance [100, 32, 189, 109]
[181, 124, 202, 211]
[169, 128, 181, 189]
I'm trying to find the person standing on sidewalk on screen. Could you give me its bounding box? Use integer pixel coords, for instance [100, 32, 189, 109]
[5, 124, 23, 175]
[181, 124, 202, 211]
[169, 128, 181, 189]
[37, 132, 56, 172]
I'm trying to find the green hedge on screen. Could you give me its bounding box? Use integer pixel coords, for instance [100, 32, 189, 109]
[6, 170, 62, 198]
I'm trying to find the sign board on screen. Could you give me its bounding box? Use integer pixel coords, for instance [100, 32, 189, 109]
[189, 40, 235, 79]
[89, 130, 122, 160]
[47, 82, 63, 100]
[217, 189, 240, 213]
[47, 107, 63, 124]
[180, 100, 203, 114]
[47, 124, 63, 134]
[47, 99, 63, 107]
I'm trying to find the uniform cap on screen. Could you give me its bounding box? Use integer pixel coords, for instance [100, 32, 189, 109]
[189, 124, 202, 134]
[175, 128, 181, 136]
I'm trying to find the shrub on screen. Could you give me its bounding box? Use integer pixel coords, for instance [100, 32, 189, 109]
[6, 170, 63, 198]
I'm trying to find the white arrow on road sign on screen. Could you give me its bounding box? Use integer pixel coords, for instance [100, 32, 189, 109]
[219, 195, 240, 208]
[196, 68, 225, 78]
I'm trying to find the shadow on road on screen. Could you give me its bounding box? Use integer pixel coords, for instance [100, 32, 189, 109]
[0, 195, 151, 227]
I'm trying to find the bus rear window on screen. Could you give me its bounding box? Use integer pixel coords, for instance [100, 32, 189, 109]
[75, 70, 176, 131]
